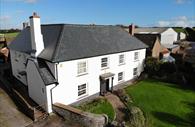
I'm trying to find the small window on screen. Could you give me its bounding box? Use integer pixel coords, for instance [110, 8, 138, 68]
[101, 57, 108, 68]
[133, 68, 138, 76]
[78, 83, 87, 96]
[118, 72, 124, 81]
[134, 52, 139, 61]
[78, 61, 87, 75]
[119, 54, 125, 65]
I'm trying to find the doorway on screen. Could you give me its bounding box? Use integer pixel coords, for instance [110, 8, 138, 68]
[106, 79, 110, 91]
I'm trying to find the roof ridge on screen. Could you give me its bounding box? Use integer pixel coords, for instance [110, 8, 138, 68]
[41, 23, 116, 27]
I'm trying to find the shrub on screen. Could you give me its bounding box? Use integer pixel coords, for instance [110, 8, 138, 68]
[145, 57, 161, 76]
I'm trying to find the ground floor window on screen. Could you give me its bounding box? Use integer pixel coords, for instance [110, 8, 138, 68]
[78, 83, 87, 96]
[118, 72, 124, 81]
[133, 67, 138, 76]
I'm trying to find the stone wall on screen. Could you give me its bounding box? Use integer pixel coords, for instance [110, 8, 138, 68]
[53, 103, 108, 127]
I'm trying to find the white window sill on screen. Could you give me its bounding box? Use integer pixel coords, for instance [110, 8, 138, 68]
[101, 67, 109, 70]
[77, 94, 88, 100]
[77, 72, 88, 77]
[134, 60, 139, 62]
[118, 63, 125, 66]
[118, 80, 124, 83]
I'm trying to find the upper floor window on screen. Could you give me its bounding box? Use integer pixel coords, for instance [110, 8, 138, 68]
[119, 54, 125, 65]
[78, 83, 87, 96]
[134, 52, 139, 61]
[118, 72, 124, 81]
[78, 61, 87, 75]
[101, 57, 108, 68]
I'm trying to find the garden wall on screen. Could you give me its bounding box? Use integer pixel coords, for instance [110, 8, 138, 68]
[53, 103, 108, 127]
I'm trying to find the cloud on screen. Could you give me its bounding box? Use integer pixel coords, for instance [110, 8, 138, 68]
[175, 0, 192, 4]
[23, 0, 37, 3]
[0, 16, 11, 21]
[0, 16, 12, 29]
[2, 0, 37, 4]
[157, 16, 195, 27]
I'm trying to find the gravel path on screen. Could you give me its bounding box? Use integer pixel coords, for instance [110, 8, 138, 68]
[105, 93, 127, 122]
[0, 84, 32, 127]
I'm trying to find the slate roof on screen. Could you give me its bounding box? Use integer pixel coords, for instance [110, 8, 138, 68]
[134, 27, 168, 34]
[134, 34, 159, 49]
[39, 67, 57, 85]
[9, 24, 148, 63]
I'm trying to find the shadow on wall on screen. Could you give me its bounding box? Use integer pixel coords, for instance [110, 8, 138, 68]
[152, 101, 195, 127]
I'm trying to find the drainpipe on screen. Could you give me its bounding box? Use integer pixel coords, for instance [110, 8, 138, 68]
[50, 63, 59, 112]
[111, 77, 114, 92]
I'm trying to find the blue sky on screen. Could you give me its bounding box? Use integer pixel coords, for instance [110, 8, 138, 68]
[0, 0, 195, 29]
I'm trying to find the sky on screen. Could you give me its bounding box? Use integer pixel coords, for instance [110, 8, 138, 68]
[0, 0, 195, 29]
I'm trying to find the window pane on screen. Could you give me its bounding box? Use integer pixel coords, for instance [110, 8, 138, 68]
[133, 68, 138, 76]
[101, 57, 108, 68]
[134, 52, 139, 60]
[78, 61, 87, 74]
[119, 54, 124, 64]
[78, 84, 87, 96]
[118, 72, 123, 81]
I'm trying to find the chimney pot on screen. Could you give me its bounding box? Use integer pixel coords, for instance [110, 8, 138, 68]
[33, 12, 37, 16]
[29, 12, 40, 19]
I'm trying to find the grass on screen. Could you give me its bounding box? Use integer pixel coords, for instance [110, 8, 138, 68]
[77, 98, 115, 122]
[0, 32, 19, 42]
[125, 79, 195, 127]
[173, 28, 186, 33]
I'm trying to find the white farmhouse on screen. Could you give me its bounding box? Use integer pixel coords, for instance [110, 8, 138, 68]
[9, 13, 147, 113]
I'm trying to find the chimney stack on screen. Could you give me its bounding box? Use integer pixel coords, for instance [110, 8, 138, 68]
[23, 22, 28, 29]
[129, 23, 135, 35]
[29, 12, 44, 57]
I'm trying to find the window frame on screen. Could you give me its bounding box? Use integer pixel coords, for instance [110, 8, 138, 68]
[133, 67, 138, 76]
[119, 54, 125, 65]
[134, 52, 139, 61]
[78, 83, 88, 97]
[77, 61, 88, 75]
[118, 72, 124, 82]
[101, 57, 109, 69]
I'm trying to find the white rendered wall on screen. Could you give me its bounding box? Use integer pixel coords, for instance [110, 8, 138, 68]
[46, 84, 56, 113]
[10, 50, 30, 85]
[161, 28, 178, 45]
[29, 17, 44, 57]
[52, 49, 146, 105]
[179, 32, 186, 40]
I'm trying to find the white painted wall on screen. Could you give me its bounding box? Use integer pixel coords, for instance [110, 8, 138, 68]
[29, 15, 44, 57]
[161, 28, 178, 46]
[46, 84, 56, 113]
[52, 49, 146, 105]
[179, 32, 186, 40]
[10, 50, 30, 85]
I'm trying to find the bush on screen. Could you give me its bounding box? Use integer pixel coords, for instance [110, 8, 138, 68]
[145, 57, 161, 76]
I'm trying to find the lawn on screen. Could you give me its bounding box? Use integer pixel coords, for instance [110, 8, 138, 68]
[77, 98, 115, 122]
[125, 79, 195, 127]
[0, 32, 19, 42]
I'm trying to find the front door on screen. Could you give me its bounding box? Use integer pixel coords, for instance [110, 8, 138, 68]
[106, 79, 110, 91]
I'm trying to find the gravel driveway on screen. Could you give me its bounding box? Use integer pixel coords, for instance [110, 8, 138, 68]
[0, 84, 32, 127]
